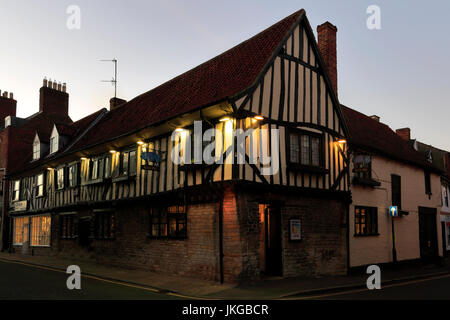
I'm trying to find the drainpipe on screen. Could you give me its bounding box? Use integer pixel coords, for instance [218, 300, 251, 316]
[0, 168, 6, 251]
[219, 197, 224, 284]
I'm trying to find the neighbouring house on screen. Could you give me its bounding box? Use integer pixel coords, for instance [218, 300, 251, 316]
[397, 129, 450, 257]
[341, 110, 443, 268]
[6, 9, 352, 283]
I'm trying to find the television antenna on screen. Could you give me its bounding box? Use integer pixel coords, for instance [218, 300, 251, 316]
[100, 59, 117, 99]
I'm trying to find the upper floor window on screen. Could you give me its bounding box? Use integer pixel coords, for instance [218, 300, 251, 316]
[33, 141, 40, 160]
[50, 136, 58, 154]
[120, 150, 137, 176]
[68, 163, 78, 187]
[36, 173, 44, 197]
[12, 180, 20, 201]
[104, 155, 111, 178]
[444, 186, 449, 208]
[288, 130, 323, 167]
[89, 158, 100, 180]
[391, 174, 402, 209]
[56, 167, 65, 190]
[424, 171, 431, 196]
[353, 154, 372, 179]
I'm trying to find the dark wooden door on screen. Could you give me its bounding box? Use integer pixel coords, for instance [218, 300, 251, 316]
[78, 218, 92, 248]
[419, 207, 438, 260]
[265, 205, 282, 276]
[442, 222, 447, 258]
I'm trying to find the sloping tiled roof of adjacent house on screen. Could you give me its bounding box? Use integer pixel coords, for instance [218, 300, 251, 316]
[8, 109, 105, 174]
[71, 9, 305, 151]
[341, 105, 442, 173]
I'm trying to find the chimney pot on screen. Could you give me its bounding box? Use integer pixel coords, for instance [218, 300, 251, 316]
[48, 80, 53, 88]
[396, 128, 411, 141]
[57, 82, 62, 91]
[370, 115, 380, 122]
[317, 22, 338, 97]
[9, 92, 13, 99]
[43, 78, 48, 87]
[62, 83, 67, 92]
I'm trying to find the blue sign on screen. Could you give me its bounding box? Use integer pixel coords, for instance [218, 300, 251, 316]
[389, 206, 398, 217]
[141, 151, 160, 163]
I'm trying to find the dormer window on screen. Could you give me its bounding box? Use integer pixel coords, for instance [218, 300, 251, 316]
[33, 141, 40, 160]
[50, 135, 58, 154]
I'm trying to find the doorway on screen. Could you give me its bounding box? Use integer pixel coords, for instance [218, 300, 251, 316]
[78, 217, 92, 248]
[418, 207, 438, 261]
[259, 204, 282, 276]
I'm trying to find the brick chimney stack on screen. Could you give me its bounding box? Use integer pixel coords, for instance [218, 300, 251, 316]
[0, 89, 17, 122]
[396, 128, 411, 141]
[109, 97, 127, 110]
[317, 22, 338, 97]
[39, 78, 69, 116]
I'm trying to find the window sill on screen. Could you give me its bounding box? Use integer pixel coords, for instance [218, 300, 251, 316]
[147, 235, 187, 240]
[179, 163, 213, 171]
[83, 178, 105, 186]
[354, 233, 380, 237]
[352, 177, 381, 187]
[287, 164, 329, 175]
[112, 175, 136, 183]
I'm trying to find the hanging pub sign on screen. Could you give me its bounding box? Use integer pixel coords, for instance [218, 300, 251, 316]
[141, 151, 161, 171]
[289, 218, 302, 241]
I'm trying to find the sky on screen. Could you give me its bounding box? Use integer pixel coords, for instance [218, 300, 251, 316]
[0, 0, 449, 149]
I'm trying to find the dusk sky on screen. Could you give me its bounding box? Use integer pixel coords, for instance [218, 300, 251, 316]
[1, 0, 449, 149]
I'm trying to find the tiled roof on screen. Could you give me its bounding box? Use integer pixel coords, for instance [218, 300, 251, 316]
[8, 109, 105, 174]
[72, 9, 305, 151]
[341, 105, 441, 173]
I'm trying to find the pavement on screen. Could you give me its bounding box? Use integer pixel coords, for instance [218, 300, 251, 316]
[0, 251, 449, 300]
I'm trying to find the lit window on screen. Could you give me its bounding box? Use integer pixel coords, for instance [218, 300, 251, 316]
[149, 206, 187, 239]
[36, 173, 44, 196]
[355, 206, 378, 236]
[33, 142, 40, 160]
[120, 150, 137, 176]
[13, 217, 29, 245]
[68, 164, 78, 187]
[50, 136, 58, 154]
[57, 168, 65, 190]
[12, 180, 20, 201]
[30, 215, 51, 247]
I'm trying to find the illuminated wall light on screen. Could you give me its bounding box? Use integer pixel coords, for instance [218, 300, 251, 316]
[175, 128, 184, 132]
[80, 157, 88, 161]
[109, 150, 117, 154]
[219, 117, 231, 122]
[47, 167, 53, 171]
[137, 140, 144, 145]
[337, 139, 347, 144]
[254, 115, 264, 121]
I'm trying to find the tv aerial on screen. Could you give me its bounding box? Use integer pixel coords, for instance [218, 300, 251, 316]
[100, 59, 117, 99]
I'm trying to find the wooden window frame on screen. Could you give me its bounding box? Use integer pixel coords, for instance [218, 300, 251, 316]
[30, 215, 52, 247]
[149, 205, 187, 240]
[119, 149, 137, 177]
[286, 128, 326, 173]
[354, 206, 379, 236]
[36, 173, 45, 197]
[94, 211, 115, 240]
[12, 180, 20, 202]
[424, 170, 432, 196]
[60, 214, 77, 239]
[56, 167, 65, 190]
[32, 142, 40, 160]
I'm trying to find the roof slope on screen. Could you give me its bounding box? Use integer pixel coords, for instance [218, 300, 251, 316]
[341, 105, 440, 172]
[8, 109, 105, 174]
[73, 9, 305, 150]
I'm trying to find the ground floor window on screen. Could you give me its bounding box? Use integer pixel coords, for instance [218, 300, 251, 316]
[13, 217, 29, 245]
[354, 206, 378, 236]
[31, 215, 51, 247]
[149, 205, 187, 239]
[60, 214, 77, 239]
[94, 212, 115, 239]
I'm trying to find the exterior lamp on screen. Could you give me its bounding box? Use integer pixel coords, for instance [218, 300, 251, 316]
[254, 115, 264, 121]
[109, 150, 117, 154]
[137, 141, 144, 145]
[337, 139, 347, 144]
[174, 128, 184, 132]
[219, 117, 231, 122]
[80, 157, 88, 161]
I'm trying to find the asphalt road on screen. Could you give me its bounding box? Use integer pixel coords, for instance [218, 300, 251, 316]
[304, 274, 450, 300]
[0, 259, 184, 300]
